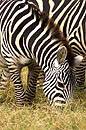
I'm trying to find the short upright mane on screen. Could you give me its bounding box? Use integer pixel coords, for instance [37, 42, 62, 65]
[27, 0, 75, 67]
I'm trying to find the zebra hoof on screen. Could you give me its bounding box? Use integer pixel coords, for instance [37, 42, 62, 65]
[16, 100, 33, 107]
[24, 99, 33, 106]
[26, 102, 33, 107]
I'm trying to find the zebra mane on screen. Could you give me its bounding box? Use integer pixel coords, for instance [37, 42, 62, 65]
[27, 1, 75, 67]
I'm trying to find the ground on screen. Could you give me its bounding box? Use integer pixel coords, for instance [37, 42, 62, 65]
[0, 67, 86, 130]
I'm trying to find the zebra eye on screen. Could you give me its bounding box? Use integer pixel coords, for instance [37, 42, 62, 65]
[58, 82, 64, 88]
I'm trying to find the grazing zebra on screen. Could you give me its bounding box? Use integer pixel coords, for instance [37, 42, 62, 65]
[26, 0, 86, 87]
[0, 0, 83, 106]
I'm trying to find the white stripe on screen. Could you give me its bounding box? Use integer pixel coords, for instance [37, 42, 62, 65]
[39, 39, 57, 67]
[26, 21, 42, 57]
[35, 26, 51, 63]
[49, 0, 54, 18]
[12, 5, 29, 33]
[1, 0, 26, 32]
[15, 9, 37, 56]
[8, 5, 30, 57]
[31, 21, 47, 54]
[49, 89, 64, 100]
[70, 0, 86, 33]
[36, 0, 43, 12]
[0, 0, 13, 12]
[61, 1, 79, 37]
[42, 42, 58, 69]
[54, 1, 74, 24]
[47, 43, 61, 68]
[80, 24, 86, 49]
[52, 1, 65, 16]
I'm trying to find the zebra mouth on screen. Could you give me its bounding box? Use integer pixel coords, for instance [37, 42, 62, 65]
[53, 100, 66, 106]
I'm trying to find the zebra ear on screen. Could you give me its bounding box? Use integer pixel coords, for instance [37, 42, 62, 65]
[74, 55, 83, 67]
[56, 46, 67, 64]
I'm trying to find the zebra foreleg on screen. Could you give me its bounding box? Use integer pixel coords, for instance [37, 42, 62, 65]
[0, 67, 10, 91]
[0, 54, 10, 91]
[0, 67, 10, 103]
[25, 63, 41, 104]
[7, 60, 26, 107]
[37, 70, 45, 88]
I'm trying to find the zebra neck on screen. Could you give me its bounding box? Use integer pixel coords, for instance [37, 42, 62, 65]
[22, 2, 62, 72]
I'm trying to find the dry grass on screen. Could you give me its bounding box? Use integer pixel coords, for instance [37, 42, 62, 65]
[0, 67, 86, 130]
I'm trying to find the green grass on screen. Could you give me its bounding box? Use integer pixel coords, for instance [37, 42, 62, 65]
[0, 67, 86, 130]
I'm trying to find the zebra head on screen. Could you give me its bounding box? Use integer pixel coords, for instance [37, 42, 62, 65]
[44, 46, 83, 106]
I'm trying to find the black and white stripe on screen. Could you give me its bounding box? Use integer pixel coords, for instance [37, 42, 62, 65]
[0, 0, 83, 106]
[27, 0, 86, 87]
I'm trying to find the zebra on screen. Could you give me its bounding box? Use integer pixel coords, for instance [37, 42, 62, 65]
[0, 0, 85, 88]
[0, 0, 85, 87]
[0, 0, 83, 106]
[26, 0, 86, 87]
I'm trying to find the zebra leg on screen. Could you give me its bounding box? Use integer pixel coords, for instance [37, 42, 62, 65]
[7, 60, 25, 107]
[0, 67, 10, 91]
[25, 62, 41, 104]
[0, 67, 10, 103]
[0, 53, 10, 91]
[37, 70, 45, 88]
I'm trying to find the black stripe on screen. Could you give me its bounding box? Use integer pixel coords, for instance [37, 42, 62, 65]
[1, 0, 17, 31]
[69, 1, 85, 34]
[43, 0, 50, 14]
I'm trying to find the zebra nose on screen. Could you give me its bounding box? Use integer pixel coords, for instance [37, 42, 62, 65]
[52, 100, 66, 106]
